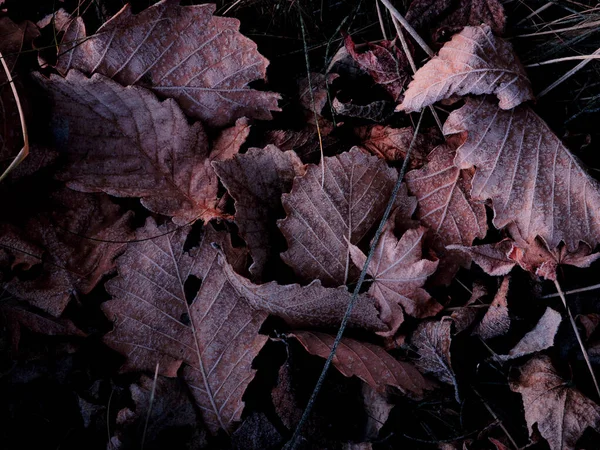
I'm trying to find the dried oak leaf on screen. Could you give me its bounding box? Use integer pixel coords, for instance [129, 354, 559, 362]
[291, 330, 431, 398]
[406, 0, 506, 43]
[510, 355, 600, 450]
[103, 218, 267, 434]
[37, 71, 239, 224]
[411, 319, 459, 402]
[4, 189, 132, 317]
[444, 97, 600, 251]
[349, 226, 440, 336]
[220, 255, 385, 331]
[279, 148, 403, 286]
[473, 275, 510, 339]
[400, 25, 533, 112]
[406, 136, 487, 247]
[54, 0, 280, 128]
[213, 145, 305, 278]
[498, 307, 561, 361]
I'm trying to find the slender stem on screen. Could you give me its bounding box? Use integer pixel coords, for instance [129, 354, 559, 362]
[542, 282, 600, 299]
[538, 46, 600, 97]
[379, 0, 434, 57]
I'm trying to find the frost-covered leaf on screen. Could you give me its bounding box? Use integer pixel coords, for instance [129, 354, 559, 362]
[449, 240, 515, 276]
[279, 148, 401, 286]
[54, 0, 280, 128]
[444, 97, 600, 251]
[510, 355, 600, 450]
[349, 226, 440, 336]
[400, 25, 532, 112]
[473, 276, 510, 339]
[103, 218, 267, 434]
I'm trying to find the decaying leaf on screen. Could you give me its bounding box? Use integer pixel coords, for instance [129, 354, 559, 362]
[214, 145, 305, 277]
[405, 136, 487, 246]
[291, 330, 431, 398]
[451, 281, 487, 333]
[37, 71, 239, 224]
[279, 148, 402, 286]
[449, 240, 515, 276]
[349, 226, 440, 336]
[406, 0, 506, 42]
[444, 97, 600, 251]
[473, 276, 510, 339]
[362, 384, 393, 439]
[498, 307, 561, 361]
[54, 0, 280, 128]
[103, 218, 267, 434]
[400, 25, 533, 112]
[510, 355, 600, 450]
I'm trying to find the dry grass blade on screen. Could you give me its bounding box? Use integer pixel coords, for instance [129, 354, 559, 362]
[537, 46, 600, 97]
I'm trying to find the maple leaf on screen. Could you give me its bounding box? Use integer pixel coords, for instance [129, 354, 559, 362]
[400, 25, 533, 112]
[103, 218, 267, 434]
[291, 330, 431, 398]
[444, 97, 600, 251]
[405, 136, 487, 247]
[349, 226, 440, 336]
[449, 239, 515, 276]
[345, 35, 411, 102]
[473, 276, 510, 339]
[213, 145, 306, 277]
[406, 0, 506, 43]
[4, 189, 132, 317]
[279, 148, 403, 286]
[53, 0, 280, 128]
[36, 70, 242, 224]
[510, 355, 600, 450]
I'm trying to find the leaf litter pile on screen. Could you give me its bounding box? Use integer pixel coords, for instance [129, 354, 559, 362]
[2, 0, 600, 449]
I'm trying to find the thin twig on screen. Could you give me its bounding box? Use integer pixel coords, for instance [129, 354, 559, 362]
[379, 0, 434, 57]
[526, 54, 600, 67]
[375, 0, 388, 40]
[554, 278, 600, 399]
[472, 387, 519, 450]
[542, 282, 600, 299]
[141, 362, 160, 450]
[284, 110, 426, 450]
[537, 46, 600, 97]
[515, 19, 600, 37]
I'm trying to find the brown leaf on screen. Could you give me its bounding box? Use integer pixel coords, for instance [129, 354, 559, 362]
[498, 307, 561, 361]
[37, 71, 235, 224]
[291, 330, 431, 398]
[451, 281, 487, 333]
[474, 276, 510, 339]
[0, 223, 41, 271]
[577, 313, 600, 341]
[510, 355, 600, 450]
[411, 319, 459, 401]
[298, 72, 338, 118]
[54, 1, 280, 128]
[444, 97, 600, 251]
[220, 256, 385, 332]
[400, 25, 533, 112]
[103, 218, 268, 434]
[349, 226, 440, 336]
[4, 190, 132, 316]
[214, 145, 305, 277]
[362, 384, 393, 439]
[263, 127, 341, 163]
[271, 362, 303, 431]
[406, 136, 487, 246]
[279, 148, 402, 286]
[345, 35, 411, 102]
[449, 240, 515, 276]
[406, 0, 506, 43]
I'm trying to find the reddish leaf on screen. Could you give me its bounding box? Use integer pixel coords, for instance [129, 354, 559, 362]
[279, 148, 402, 286]
[214, 145, 306, 277]
[449, 240, 515, 276]
[271, 362, 303, 431]
[406, 136, 487, 246]
[103, 218, 267, 434]
[473, 276, 510, 339]
[298, 72, 339, 120]
[349, 226, 440, 336]
[37, 71, 238, 224]
[0, 223, 41, 271]
[291, 330, 431, 398]
[400, 26, 533, 112]
[407, 0, 506, 42]
[444, 97, 600, 251]
[510, 355, 600, 450]
[54, 0, 280, 128]
[362, 384, 393, 438]
[451, 281, 487, 333]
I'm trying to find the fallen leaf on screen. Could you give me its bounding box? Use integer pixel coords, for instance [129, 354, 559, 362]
[400, 25, 533, 112]
[474, 276, 510, 339]
[263, 127, 341, 163]
[498, 307, 561, 361]
[279, 147, 402, 286]
[451, 281, 487, 333]
[103, 218, 268, 434]
[54, 0, 280, 128]
[332, 98, 395, 122]
[37, 70, 238, 224]
[349, 226, 440, 336]
[510, 355, 600, 450]
[232, 412, 283, 450]
[577, 313, 600, 341]
[291, 330, 431, 398]
[449, 240, 515, 276]
[345, 35, 411, 102]
[271, 362, 303, 431]
[298, 72, 339, 120]
[362, 384, 393, 439]
[221, 256, 385, 332]
[411, 319, 459, 401]
[0, 223, 41, 271]
[444, 97, 600, 251]
[214, 145, 305, 277]
[406, 136, 487, 246]
[406, 0, 506, 43]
